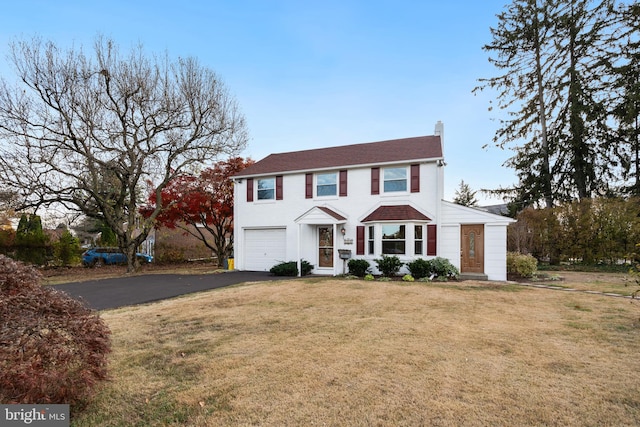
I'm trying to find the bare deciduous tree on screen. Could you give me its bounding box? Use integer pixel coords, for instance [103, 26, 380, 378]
[0, 36, 248, 271]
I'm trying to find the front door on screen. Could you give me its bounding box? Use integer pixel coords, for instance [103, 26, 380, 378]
[461, 224, 484, 274]
[318, 226, 334, 269]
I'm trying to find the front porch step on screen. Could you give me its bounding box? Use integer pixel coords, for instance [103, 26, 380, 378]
[460, 273, 489, 281]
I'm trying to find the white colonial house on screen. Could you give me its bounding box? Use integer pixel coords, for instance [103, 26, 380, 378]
[232, 122, 515, 280]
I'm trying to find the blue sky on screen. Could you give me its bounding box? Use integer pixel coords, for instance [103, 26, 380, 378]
[0, 1, 515, 204]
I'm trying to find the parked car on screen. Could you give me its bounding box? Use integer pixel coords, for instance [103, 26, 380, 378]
[82, 247, 153, 267]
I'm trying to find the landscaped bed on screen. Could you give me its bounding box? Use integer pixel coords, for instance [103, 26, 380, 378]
[72, 277, 640, 426]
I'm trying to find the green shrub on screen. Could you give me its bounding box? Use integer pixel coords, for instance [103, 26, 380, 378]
[15, 214, 50, 265]
[269, 259, 313, 276]
[402, 274, 415, 282]
[507, 252, 538, 277]
[430, 257, 460, 279]
[405, 258, 432, 279]
[348, 258, 371, 277]
[364, 274, 375, 281]
[377, 276, 392, 282]
[374, 255, 403, 277]
[0, 255, 111, 411]
[54, 229, 82, 266]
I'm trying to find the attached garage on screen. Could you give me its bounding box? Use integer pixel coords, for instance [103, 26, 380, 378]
[243, 228, 287, 271]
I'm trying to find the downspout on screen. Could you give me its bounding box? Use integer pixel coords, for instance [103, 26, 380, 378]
[297, 223, 301, 277]
[434, 121, 445, 257]
[333, 223, 338, 276]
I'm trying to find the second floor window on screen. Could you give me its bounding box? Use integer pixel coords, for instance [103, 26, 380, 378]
[317, 173, 337, 197]
[383, 167, 407, 192]
[257, 178, 275, 200]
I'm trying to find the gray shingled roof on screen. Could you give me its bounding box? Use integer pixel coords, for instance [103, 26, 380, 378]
[234, 135, 443, 177]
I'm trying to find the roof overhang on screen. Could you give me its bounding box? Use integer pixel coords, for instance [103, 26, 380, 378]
[295, 206, 347, 225]
[361, 205, 432, 223]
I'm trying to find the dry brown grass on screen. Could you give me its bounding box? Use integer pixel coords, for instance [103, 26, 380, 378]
[534, 270, 637, 296]
[73, 278, 640, 426]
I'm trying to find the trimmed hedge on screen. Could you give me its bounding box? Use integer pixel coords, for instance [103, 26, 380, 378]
[347, 259, 371, 277]
[270, 259, 313, 276]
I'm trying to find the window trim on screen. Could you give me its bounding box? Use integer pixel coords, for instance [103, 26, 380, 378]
[257, 177, 276, 201]
[368, 225, 375, 255]
[381, 224, 406, 255]
[316, 172, 338, 197]
[382, 166, 408, 193]
[414, 224, 424, 255]
[363, 222, 432, 256]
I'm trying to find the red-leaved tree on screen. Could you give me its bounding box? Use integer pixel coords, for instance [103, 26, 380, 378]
[143, 157, 253, 265]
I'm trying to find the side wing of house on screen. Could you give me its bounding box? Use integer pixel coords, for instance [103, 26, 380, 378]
[439, 201, 515, 281]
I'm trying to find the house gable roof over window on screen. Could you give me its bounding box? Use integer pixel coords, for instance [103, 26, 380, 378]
[362, 205, 431, 222]
[234, 135, 442, 178]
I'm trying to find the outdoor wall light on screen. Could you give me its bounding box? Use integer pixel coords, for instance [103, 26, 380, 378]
[341, 227, 346, 235]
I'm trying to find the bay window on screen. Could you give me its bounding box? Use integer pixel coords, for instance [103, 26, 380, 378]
[382, 224, 406, 254]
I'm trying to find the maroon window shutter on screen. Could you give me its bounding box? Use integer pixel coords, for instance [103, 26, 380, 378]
[427, 224, 437, 256]
[276, 175, 283, 200]
[371, 167, 380, 195]
[305, 173, 313, 199]
[356, 226, 365, 255]
[339, 170, 348, 196]
[411, 164, 420, 193]
[246, 178, 254, 202]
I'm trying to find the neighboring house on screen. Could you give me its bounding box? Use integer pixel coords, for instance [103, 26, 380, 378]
[232, 122, 515, 280]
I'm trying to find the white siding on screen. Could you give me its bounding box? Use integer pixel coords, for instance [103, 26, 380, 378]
[439, 224, 461, 272]
[484, 225, 508, 281]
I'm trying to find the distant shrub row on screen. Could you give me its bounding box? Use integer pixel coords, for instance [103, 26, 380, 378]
[347, 255, 460, 280]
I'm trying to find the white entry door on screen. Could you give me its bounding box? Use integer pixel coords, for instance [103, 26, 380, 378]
[317, 226, 334, 270]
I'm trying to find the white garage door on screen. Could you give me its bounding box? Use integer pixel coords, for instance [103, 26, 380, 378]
[244, 228, 287, 271]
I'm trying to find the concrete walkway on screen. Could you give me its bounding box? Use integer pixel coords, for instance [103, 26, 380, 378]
[54, 271, 294, 311]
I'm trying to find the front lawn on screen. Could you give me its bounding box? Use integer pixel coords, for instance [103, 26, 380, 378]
[72, 278, 640, 426]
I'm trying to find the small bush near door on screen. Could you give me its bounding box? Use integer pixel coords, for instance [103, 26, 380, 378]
[405, 257, 460, 280]
[270, 259, 313, 276]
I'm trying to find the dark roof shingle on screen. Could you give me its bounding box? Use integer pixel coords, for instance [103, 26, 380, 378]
[235, 135, 442, 177]
[362, 205, 432, 222]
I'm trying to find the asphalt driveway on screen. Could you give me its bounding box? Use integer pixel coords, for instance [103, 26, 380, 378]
[54, 271, 292, 310]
